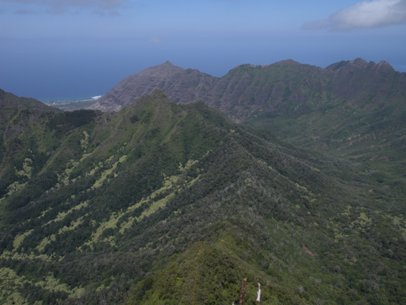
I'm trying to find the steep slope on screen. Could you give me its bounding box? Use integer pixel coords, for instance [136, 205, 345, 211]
[91, 58, 406, 196]
[209, 60, 329, 119]
[90, 61, 216, 112]
[0, 88, 55, 149]
[247, 60, 406, 200]
[89, 59, 406, 181]
[89, 59, 406, 119]
[0, 89, 99, 206]
[0, 90, 58, 202]
[0, 91, 405, 305]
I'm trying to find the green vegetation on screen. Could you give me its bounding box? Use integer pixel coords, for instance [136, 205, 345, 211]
[0, 88, 405, 305]
[12, 229, 33, 251]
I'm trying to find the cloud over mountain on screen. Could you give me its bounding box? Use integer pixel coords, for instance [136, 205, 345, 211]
[304, 0, 406, 30]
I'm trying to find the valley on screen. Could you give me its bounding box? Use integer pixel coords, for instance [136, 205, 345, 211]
[0, 59, 405, 305]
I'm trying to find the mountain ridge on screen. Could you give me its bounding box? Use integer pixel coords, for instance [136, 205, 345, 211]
[88, 58, 405, 119]
[88, 59, 406, 187]
[93, 61, 216, 112]
[1, 90, 405, 305]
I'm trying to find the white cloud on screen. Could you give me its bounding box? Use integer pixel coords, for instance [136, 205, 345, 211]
[304, 0, 406, 30]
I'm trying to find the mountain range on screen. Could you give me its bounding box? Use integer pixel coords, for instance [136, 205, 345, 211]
[90, 58, 405, 119]
[89, 58, 406, 189]
[1, 58, 405, 305]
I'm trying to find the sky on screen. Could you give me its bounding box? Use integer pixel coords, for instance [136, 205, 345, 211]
[1, 0, 406, 101]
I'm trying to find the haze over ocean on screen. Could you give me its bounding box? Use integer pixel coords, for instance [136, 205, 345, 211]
[1, 0, 405, 100]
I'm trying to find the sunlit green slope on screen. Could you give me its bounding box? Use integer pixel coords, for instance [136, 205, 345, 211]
[0, 90, 404, 305]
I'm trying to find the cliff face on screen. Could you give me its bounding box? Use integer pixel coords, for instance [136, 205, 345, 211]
[91, 61, 216, 112]
[90, 58, 406, 120]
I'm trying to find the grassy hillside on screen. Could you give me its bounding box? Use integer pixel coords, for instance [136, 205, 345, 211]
[0, 90, 405, 305]
[246, 84, 406, 212]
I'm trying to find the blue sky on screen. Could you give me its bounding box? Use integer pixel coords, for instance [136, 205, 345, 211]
[1, 0, 405, 100]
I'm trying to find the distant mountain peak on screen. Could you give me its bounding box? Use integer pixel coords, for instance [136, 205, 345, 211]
[229, 59, 303, 73]
[226, 64, 259, 74]
[351, 57, 368, 66]
[273, 59, 301, 66]
[376, 60, 394, 72]
[89, 58, 404, 115]
[326, 58, 395, 72]
[140, 61, 184, 76]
